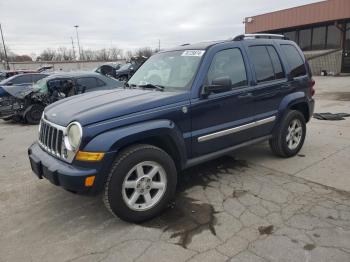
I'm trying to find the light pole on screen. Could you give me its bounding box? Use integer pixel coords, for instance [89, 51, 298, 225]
[0, 23, 10, 70]
[74, 25, 82, 60]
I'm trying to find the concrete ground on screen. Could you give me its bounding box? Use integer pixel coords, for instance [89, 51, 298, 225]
[0, 76, 350, 262]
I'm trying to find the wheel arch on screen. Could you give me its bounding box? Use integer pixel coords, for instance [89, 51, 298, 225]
[83, 120, 187, 170]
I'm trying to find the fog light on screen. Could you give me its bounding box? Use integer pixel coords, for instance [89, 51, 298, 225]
[85, 176, 95, 187]
[76, 151, 105, 161]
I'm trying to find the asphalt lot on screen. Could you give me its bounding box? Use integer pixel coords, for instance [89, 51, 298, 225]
[1, 76, 350, 262]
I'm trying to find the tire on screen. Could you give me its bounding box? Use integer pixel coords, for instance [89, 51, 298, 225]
[24, 104, 44, 125]
[103, 144, 177, 223]
[269, 110, 306, 158]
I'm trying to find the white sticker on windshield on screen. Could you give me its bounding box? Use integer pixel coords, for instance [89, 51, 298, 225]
[181, 50, 205, 57]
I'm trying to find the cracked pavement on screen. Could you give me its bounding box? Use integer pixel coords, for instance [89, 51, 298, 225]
[1, 76, 350, 262]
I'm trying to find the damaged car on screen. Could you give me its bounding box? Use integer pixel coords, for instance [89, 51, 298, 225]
[0, 72, 123, 124]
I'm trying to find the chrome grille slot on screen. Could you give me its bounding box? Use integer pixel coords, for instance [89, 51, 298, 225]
[38, 119, 65, 159]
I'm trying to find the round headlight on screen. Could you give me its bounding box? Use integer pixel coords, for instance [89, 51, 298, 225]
[67, 122, 82, 150]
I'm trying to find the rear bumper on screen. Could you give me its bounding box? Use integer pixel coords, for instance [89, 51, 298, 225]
[28, 142, 113, 194]
[308, 98, 315, 121]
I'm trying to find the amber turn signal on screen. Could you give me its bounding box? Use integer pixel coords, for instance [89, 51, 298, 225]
[85, 176, 95, 187]
[76, 151, 105, 161]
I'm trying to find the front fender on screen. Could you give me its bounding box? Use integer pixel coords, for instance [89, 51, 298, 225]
[83, 119, 187, 163]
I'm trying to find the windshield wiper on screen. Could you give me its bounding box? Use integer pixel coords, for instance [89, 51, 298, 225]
[135, 83, 165, 91]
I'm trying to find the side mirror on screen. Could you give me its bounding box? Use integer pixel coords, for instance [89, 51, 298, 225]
[202, 76, 232, 97]
[6, 82, 13, 86]
[287, 73, 294, 82]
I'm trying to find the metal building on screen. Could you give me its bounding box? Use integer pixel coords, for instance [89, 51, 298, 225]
[245, 0, 350, 74]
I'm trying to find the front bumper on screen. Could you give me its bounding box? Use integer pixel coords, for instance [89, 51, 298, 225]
[28, 142, 113, 194]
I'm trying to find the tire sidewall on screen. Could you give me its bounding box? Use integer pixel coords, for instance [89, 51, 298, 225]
[105, 146, 177, 222]
[280, 111, 306, 157]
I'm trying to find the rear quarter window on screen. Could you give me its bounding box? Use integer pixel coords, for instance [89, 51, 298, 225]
[280, 44, 307, 78]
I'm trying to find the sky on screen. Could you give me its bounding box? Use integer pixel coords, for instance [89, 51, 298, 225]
[0, 0, 321, 56]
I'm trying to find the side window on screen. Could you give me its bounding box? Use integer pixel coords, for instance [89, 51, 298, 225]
[281, 45, 307, 78]
[11, 75, 33, 84]
[76, 77, 98, 90]
[207, 48, 247, 88]
[266, 46, 285, 79]
[96, 78, 106, 87]
[32, 74, 47, 82]
[248, 46, 275, 83]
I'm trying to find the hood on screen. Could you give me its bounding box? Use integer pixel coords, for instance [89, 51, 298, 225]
[44, 88, 188, 127]
[2, 85, 35, 99]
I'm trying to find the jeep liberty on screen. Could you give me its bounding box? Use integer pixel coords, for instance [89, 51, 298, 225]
[28, 34, 315, 222]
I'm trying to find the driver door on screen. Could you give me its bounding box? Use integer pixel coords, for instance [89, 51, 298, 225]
[190, 47, 256, 157]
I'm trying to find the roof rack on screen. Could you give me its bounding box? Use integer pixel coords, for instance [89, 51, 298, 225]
[233, 34, 289, 41]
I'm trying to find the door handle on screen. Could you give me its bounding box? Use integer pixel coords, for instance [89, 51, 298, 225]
[238, 92, 253, 99]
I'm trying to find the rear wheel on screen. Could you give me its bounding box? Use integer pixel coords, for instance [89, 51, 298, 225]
[269, 110, 306, 157]
[104, 144, 177, 223]
[24, 104, 44, 125]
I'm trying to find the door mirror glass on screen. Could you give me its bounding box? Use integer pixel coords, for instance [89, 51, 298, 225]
[203, 76, 232, 96]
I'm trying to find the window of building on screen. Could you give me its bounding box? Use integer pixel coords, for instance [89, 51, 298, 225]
[248, 46, 275, 83]
[326, 25, 341, 49]
[284, 31, 298, 43]
[299, 29, 312, 51]
[312, 26, 326, 50]
[266, 46, 285, 79]
[281, 45, 307, 78]
[207, 48, 247, 88]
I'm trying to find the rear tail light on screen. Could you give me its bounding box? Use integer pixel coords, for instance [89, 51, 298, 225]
[309, 78, 315, 96]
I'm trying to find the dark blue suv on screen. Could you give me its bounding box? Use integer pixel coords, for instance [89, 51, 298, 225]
[28, 34, 315, 222]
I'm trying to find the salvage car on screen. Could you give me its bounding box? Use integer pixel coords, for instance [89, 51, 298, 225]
[0, 72, 123, 124]
[28, 34, 315, 222]
[95, 63, 122, 78]
[115, 56, 148, 81]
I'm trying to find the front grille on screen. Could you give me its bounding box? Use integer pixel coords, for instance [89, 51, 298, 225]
[38, 119, 64, 158]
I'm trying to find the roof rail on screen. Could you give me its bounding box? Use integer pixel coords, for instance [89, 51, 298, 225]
[233, 34, 289, 41]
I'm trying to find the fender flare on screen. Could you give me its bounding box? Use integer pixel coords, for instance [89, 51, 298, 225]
[273, 91, 308, 133]
[83, 119, 187, 166]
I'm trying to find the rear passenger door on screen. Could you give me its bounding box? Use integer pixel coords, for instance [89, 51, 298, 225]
[244, 44, 290, 138]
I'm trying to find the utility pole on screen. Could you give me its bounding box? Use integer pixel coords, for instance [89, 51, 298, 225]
[0, 23, 10, 70]
[71, 37, 76, 60]
[74, 25, 82, 60]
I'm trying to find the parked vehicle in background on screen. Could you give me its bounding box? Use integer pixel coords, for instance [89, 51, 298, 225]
[0, 72, 123, 124]
[28, 34, 315, 222]
[0, 73, 49, 88]
[95, 63, 123, 78]
[115, 56, 148, 81]
[0, 69, 38, 79]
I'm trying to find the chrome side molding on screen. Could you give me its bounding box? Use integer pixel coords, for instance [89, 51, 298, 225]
[198, 116, 276, 142]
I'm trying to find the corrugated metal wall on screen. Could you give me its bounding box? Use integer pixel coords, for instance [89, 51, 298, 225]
[245, 0, 350, 33]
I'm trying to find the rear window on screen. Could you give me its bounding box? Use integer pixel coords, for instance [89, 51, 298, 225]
[248, 46, 275, 83]
[281, 44, 307, 78]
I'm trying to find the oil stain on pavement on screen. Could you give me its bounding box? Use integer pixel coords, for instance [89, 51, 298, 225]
[144, 156, 248, 248]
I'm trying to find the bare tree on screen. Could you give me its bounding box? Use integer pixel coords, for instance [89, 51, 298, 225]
[37, 49, 56, 61]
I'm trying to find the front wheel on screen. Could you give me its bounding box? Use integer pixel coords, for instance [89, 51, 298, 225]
[24, 104, 44, 125]
[269, 110, 306, 157]
[103, 144, 177, 223]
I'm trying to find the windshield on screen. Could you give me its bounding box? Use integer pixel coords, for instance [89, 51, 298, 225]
[0, 74, 17, 85]
[128, 50, 204, 92]
[32, 78, 48, 93]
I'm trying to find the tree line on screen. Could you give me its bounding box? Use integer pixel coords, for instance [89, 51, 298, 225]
[1, 45, 155, 63]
